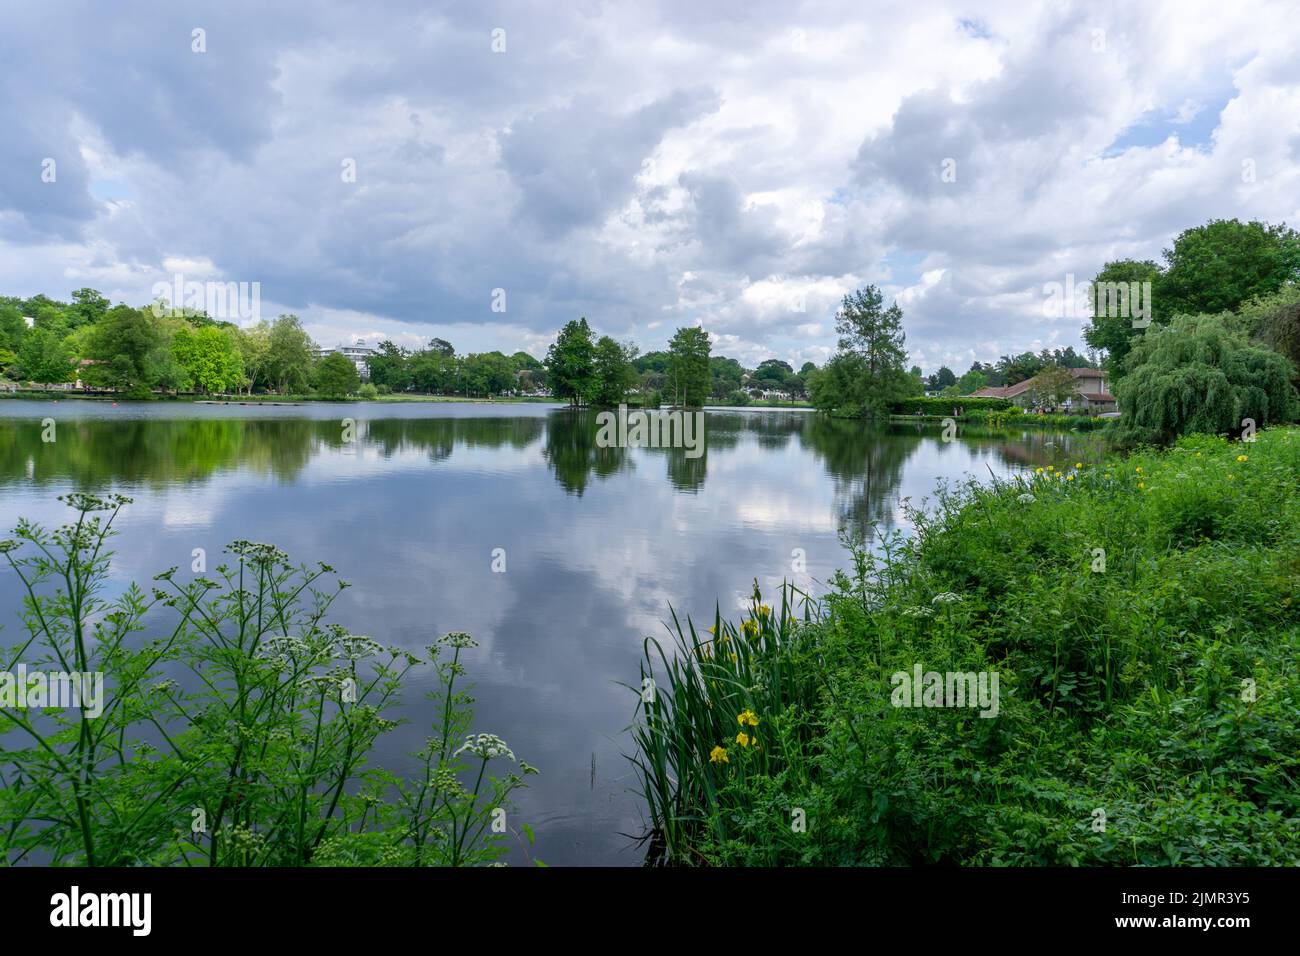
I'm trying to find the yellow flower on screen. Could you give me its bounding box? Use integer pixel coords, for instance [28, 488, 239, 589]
[1135, 466, 1143, 473]
[709, 745, 728, 765]
[1074, 462, 1083, 469]
[1066, 474, 1075, 481]
[729, 652, 738, 664]
[737, 708, 760, 728]
[1035, 467, 1044, 474]
[758, 604, 772, 618]
[1236, 454, 1248, 462]
[741, 619, 758, 638]
[1137, 482, 1145, 489]
[735, 732, 751, 747]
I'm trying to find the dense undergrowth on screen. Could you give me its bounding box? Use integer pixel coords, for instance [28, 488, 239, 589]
[631, 427, 1299, 865]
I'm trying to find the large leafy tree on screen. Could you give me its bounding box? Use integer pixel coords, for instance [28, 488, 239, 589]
[545, 317, 598, 407]
[1158, 219, 1300, 319]
[367, 340, 411, 392]
[1114, 313, 1297, 444]
[668, 326, 711, 407]
[84, 305, 161, 392]
[263, 315, 314, 394]
[592, 336, 637, 406]
[173, 325, 245, 394]
[15, 327, 72, 383]
[1083, 259, 1161, 371]
[312, 352, 361, 398]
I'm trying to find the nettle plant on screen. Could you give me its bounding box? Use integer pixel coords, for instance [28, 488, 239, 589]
[0, 494, 536, 866]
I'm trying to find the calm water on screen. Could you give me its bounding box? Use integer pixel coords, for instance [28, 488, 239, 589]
[0, 398, 1094, 865]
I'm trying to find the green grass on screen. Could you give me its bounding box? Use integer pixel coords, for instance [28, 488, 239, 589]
[629, 427, 1300, 865]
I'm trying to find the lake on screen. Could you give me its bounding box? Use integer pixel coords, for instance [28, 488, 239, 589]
[0, 399, 1095, 865]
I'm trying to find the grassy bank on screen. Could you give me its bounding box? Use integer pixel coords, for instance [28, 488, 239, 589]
[630, 427, 1300, 865]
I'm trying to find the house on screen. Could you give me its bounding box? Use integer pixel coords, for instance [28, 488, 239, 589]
[972, 367, 1116, 414]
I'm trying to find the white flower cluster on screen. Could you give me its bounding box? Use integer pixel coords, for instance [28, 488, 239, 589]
[1017, 493, 1036, 504]
[453, 733, 515, 761]
[931, 592, 963, 606]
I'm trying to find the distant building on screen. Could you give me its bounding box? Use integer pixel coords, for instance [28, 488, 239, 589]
[972, 367, 1117, 414]
[314, 341, 377, 380]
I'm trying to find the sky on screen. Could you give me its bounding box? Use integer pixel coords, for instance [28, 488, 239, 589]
[1, 0, 1299, 374]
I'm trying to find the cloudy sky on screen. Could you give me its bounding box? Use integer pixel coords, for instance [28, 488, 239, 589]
[2, 0, 1298, 373]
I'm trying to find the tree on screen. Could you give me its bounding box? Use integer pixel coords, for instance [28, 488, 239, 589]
[84, 305, 161, 393]
[708, 356, 745, 398]
[1114, 313, 1297, 444]
[1159, 219, 1300, 320]
[545, 318, 598, 407]
[428, 338, 455, 357]
[68, 288, 110, 329]
[1237, 284, 1300, 388]
[15, 327, 71, 384]
[668, 326, 711, 407]
[173, 325, 245, 394]
[264, 315, 314, 394]
[592, 336, 638, 406]
[954, 368, 988, 394]
[810, 286, 911, 417]
[233, 324, 270, 394]
[366, 340, 411, 392]
[313, 352, 361, 398]
[1025, 364, 1078, 411]
[1084, 259, 1161, 370]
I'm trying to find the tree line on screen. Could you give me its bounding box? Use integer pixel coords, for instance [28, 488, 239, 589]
[803, 216, 1300, 442]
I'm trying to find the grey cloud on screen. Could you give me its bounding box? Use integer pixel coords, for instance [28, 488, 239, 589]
[501, 88, 721, 237]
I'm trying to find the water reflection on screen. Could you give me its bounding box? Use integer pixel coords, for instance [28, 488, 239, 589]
[0, 405, 1102, 537]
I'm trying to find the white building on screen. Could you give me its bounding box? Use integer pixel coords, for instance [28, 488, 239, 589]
[314, 341, 377, 380]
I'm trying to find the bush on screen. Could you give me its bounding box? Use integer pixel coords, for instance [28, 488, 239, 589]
[357, 383, 379, 400]
[889, 395, 1013, 415]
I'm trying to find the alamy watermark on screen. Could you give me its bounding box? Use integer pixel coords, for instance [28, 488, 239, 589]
[890, 664, 1000, 718]
[1043, 273, 1152, 329]
[0, 666, 104, 718]
[151, 273, 261, 323]
[595, 404, 705, 459]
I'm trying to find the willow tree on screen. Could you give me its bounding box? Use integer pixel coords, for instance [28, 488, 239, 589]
[1114, 313, 1297, 444]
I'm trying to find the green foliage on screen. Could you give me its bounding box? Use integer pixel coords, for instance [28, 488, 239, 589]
[592, 335, 638, 406]
[0, 496, 537, 866]
[546, 317, 598, 407]
[630, 429, 1300, 865]
[889, 396, 1013, 414]
[263, 315, 315, 395]
[1115, 312, 1297, 444]
[15, 327, 72, 384]
[1159, 219, 1300, 320]
[312, 352, 361, 398]
[809, 287, 912, 418]
[172, 325, 245, 394]
[668, 326, 711, 407]
[1084, 259, 1161, 368]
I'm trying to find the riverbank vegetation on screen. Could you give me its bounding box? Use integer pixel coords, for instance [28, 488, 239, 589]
[0, 495, 536, 866]
[630, 427, 1300, 865]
